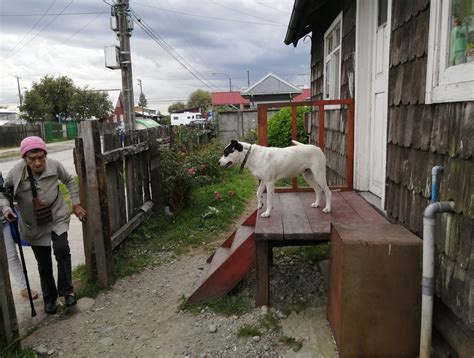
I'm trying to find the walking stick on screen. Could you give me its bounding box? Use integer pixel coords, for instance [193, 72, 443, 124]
[0, 173, 37, 317]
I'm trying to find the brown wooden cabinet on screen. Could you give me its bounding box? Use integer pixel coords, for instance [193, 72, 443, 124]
[328, 223, 423, 357]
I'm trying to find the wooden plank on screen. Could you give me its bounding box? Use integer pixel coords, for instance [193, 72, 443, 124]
[111, 201, 153, 249]
[340, 191, 389, 224]
[318, 104, 325, 151]
[125, 132, 136, 220]
[80, 121, 112, 287]
[74, 138, 94, 280]
[149, 129, 165, 213]
[254, 194, 284, 240]
[133, 132, 144, 210]
[0, 226, 19, 348]
[255, 240, 270, 307]
[102, 142, 148, 163]
[257, 105, 268, 146]
[106, 161, 121, 235]
[279, 192, 314, 240]
[140, 131, 151, 202]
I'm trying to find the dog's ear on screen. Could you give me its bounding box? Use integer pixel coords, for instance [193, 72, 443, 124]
[231, 139, 238, 146]
[234, 141, 243, 152]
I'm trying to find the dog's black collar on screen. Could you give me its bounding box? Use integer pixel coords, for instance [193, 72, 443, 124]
[239, 145, 252, 174]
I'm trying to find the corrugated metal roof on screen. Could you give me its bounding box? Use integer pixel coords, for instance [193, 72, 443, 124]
[211, 92, 249, 106]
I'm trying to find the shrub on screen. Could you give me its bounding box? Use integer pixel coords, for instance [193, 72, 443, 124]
[267, 107, 309, 147]
[160, 140, 223, 212]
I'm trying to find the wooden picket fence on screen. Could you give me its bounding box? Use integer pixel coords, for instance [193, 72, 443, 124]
[74, 121, 171, 286]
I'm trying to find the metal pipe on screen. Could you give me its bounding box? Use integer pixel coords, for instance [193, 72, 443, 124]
[431, 166, 444, 203]
[419, 200, 454, 358]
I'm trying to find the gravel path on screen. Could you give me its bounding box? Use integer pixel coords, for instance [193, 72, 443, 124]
[22, 206, 338, 357]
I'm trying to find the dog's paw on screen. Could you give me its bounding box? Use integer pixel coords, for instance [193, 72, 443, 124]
[322, 207, 331, 213]
[310, 202, 319, 208]
[261, 211, 271, 218]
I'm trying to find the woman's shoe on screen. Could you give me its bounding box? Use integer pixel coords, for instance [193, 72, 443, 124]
[20, 288, 39, 300]
[44, 302, 57, 315]
[64, 293, 77, 307]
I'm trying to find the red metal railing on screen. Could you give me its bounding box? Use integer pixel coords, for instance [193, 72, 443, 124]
[256, 98, 355, 192]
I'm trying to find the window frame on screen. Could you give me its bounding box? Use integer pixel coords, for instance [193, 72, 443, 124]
[426, 0, 474, 103]
[323, 12, 343, 102]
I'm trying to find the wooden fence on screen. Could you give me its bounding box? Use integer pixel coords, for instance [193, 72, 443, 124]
[0, 125, 42, 147]
[0, 226, 19, 349]
[74, 121, 171, 286]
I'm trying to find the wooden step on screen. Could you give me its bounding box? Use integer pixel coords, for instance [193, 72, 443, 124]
[187, 212, 257, 304]
[207, 247, 231, 276]
[231, 225, 255, 251]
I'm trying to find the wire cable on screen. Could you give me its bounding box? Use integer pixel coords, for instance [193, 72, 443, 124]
[130, 9, 217, 91]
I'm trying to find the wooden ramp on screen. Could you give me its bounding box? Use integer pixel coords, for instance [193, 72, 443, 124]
[187, 211, 257, 303]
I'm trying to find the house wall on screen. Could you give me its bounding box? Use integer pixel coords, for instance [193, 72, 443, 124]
[386, 0, 474, 331]
[310, 0, 356, 187]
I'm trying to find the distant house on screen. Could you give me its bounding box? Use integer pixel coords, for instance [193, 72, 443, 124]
[103, 90, 124, 124]
[0, 109, 21, 126]
[285, 0, 473, 355]
[240, 73, 305, 106]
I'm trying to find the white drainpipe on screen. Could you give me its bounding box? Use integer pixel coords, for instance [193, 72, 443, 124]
[419, 166, 455, 358]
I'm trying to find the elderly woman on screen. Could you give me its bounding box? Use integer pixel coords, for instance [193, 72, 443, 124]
[0, 136, 86, 315]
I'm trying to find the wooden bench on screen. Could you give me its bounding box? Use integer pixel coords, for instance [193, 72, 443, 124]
[254, 191, 389, 307]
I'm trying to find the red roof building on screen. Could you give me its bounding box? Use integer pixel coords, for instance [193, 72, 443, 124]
[211, 91, 250, 109]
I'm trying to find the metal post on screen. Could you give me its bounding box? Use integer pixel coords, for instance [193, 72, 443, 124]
[116, 0, 135, 130]
[137, 78, 144, 117]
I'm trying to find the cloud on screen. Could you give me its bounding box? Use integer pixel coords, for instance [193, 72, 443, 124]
[0, 0, 309, 114]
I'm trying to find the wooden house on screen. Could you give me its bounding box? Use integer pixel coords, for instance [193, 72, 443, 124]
[284, 0, 473, 355]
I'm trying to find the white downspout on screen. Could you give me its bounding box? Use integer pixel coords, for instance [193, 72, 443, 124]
[419, 191, 455, 356]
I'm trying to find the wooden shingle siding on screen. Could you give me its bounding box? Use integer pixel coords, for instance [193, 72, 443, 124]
[387, 1, 473, 329]
[309, 0, 355, 187]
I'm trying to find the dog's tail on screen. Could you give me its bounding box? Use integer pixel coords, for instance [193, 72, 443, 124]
[291, 140, 304, 146]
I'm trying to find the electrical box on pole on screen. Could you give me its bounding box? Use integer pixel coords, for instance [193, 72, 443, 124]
[105, 0, 136, 130]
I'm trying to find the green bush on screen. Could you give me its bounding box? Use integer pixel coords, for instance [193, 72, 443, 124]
[267, 107, 309, 147]
[160, 140, 223, 212]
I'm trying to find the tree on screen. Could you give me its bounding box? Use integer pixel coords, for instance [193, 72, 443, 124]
[22, 75, 112, 122]
[69, 89, 113, 121]
[138, 92, 148, 108]
[168, 101, 185, 113]
[187, 89, 211, 111]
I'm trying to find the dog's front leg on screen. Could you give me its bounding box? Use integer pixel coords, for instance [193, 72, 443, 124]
[261, 182, 274, 218]
[256, 180, 265, 210]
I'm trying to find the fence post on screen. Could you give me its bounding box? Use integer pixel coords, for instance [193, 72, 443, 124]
[149, 128, 165, 214]
[80, 121, 112, 287]
[0, 226, 20, 349]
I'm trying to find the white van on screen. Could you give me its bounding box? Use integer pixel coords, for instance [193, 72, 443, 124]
[170, 112, 202, 126]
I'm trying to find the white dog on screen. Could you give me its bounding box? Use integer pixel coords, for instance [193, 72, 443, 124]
[218, 140, 332, 218]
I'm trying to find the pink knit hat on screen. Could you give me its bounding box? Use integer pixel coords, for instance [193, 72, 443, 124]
[20, 136, 48, 157]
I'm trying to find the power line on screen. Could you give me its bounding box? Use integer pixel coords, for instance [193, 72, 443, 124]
[254, 1, 291, 15]
[211, 1, 280, 24]
[4, 0, 58, 58]
[133, 2, 286, 27]
[0, 11, 106, 17]
[5, 0, 74, 60]
[130, 9, 217, 91]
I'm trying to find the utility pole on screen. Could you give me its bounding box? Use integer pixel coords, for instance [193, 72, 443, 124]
[114, 0, 135, 130]
[16, 76, 22, 110]
[247, 70, 250, 87]
[137, 78, 144, 117]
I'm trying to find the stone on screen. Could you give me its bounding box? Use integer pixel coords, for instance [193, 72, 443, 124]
[208, 324, 217, 333]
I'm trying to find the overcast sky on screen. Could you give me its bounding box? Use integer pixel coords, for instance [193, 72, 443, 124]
[0, 0, 310, 114]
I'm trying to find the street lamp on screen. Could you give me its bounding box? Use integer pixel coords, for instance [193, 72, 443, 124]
[212, 72, 232, 92]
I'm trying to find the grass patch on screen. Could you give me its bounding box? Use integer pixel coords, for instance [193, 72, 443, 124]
[279, 335, 303, 352]
[178, 294, 251, 317]
[72, 264, 103, 299]
[237, 324, 261, 337]
[275, 175, 309, 187]
[113, 166, 256, 279]
[280, 244, 330, 264]
[259, 312, 280, 330]
[0, 152, 20, 161]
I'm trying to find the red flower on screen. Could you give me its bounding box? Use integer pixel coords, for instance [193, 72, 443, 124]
[187, 167, 196, 176]
[214, 191, 224, 201]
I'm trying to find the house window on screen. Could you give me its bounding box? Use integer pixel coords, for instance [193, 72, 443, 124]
[324, 13, 343, 100]
[426, 0, 474, 103]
